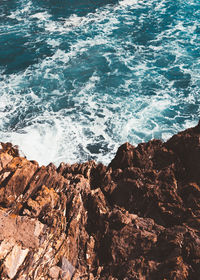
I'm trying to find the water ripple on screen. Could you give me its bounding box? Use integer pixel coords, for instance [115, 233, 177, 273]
[0, 0, 199, 165]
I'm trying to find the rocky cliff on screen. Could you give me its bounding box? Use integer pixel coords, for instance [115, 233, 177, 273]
[0, 122, 200, 279]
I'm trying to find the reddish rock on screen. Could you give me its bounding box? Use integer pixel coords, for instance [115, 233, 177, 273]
[0, 123, 200, 279]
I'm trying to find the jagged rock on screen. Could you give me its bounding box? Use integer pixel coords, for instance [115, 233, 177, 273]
[0, 123, 200, 279]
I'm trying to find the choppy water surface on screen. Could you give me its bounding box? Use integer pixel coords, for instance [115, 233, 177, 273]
[0, 0, 200, 165]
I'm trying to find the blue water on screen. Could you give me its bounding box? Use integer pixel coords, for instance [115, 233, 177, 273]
[0, 0, 200, 165]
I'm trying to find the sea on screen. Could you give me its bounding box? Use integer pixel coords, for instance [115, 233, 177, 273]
[0, 0, 199, 166]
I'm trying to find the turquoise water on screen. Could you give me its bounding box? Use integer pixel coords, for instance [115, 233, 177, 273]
[0, 0, 200, 165]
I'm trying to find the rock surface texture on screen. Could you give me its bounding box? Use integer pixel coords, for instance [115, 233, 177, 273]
[0, 123, 200, 279]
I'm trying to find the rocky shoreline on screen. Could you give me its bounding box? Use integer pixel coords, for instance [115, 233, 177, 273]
[0, 122, 200, 279]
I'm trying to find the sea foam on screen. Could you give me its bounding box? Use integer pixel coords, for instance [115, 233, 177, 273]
[0, 0, 199, 166]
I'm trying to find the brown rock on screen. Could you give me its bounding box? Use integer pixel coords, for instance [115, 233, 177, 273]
[49, 266, 61, 279]
[3, 244, 29, 279]
[0, 123, 200, 279]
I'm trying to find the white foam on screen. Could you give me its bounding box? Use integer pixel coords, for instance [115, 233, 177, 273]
[30, 12, 51, 21]
[161, 132, 173, 141]
[0, 0, 199, 167]
[46, 39, 60, 48]
[7, 0, 32, 21]
[119, 0, 139, 7]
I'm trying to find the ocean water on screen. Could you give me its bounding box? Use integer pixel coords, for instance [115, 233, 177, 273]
[0, 0, 200, 166]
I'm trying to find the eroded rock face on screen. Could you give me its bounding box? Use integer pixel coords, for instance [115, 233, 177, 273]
[0, 123, 200, 279]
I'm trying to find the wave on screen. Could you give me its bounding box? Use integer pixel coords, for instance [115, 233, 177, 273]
[0, 0, 199, 165]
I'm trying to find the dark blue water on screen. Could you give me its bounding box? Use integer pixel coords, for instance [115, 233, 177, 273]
[0, 0, 200, 165]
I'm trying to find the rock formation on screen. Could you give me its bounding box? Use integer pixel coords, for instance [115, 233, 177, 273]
[0, 122, 200, 279]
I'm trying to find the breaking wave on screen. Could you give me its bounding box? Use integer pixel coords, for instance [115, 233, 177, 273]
[0, 0, 200, 165]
